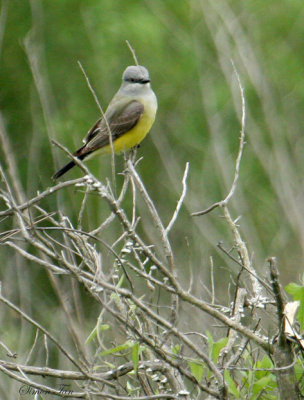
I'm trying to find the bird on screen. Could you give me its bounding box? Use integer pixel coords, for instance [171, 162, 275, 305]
[53, 65, 157, 179]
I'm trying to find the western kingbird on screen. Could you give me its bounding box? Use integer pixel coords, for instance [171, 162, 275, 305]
[53, 65, 157, 179]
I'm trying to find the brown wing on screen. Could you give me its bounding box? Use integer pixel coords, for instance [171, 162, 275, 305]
[83, 118, 103, 144]
[79, 101, 144, 156]
[53, 101, 143, 179]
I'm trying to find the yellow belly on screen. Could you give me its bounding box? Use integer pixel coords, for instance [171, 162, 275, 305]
[101, 110, 156, 154]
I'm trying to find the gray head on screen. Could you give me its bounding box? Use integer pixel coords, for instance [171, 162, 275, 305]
[122, 65, 150, 84]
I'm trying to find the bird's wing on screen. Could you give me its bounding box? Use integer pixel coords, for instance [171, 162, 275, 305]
[80, 100, 144, 155]
[82, 117, 103, 144]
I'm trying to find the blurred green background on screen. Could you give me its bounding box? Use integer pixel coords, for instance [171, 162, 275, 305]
[2, 0, 304, 395]
[2, 0, 304, 281]
[1, 0, 304, 378]
[2, 1, 304, 281]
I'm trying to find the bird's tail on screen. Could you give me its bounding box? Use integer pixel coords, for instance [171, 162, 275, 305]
[52, 160, 76, 180]
[52, 147, 92, 180]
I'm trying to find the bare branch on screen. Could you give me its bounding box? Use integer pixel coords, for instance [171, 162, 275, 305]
[125, 40, 139, 65]
[0, 177, 85, 218]
[166, 162, 189, 234]
[77, 61, 116, 187]
[0, 113, 25, 204]
[192, 62, 246, 216]
[127, 159, 175, 272]
[0, 292, 86, 374]
[222, 205, 264, 297]
[268, 257, 301, 400]
[0, 363, 86, 398]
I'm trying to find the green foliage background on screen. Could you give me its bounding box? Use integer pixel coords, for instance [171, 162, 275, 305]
[1, 1, 304, 391]
[2, 0, 304, 285]
[2, 2, 304, 284]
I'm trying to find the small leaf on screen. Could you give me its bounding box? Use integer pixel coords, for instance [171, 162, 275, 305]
[254, 355, 274, 379]
[211, 337, 228, 363]
[285, 282, 302, 296]
[258, 355, 273, 369]
[131, 342, 140, 373]
[110, 292, 120, 301]
[85, 324, 110, 344]
[224, 370, 240, 398]
[126, 380, 135, 394]
[172, 344, 181, 355]
[252, 375, 275, 396]
[285, 283, 304, 330]
[99, 340, 133, 357]
[295, 359, 304, 382]
[188, 360, 204, 382]
[116, 274, 125, 288]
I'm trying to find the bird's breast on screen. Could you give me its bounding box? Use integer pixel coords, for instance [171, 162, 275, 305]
[109, 92, 157, 153]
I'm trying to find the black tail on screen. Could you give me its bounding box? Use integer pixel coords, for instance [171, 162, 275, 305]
[52, 146, 94, 180]
[52, 160, 76, 180]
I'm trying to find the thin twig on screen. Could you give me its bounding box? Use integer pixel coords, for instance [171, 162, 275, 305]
[77, 61, 116, 190]
[34, 225, 134, 292]
[94, 293, 221, 399]
[268, 257, 286, 337]
[5, 241, 67, 274]
[268, 257, 300, 400]
[165, 162, 189, 234]
[222, 206, 263, 297]
[219, 288, 246, 364]
[217, 241, 272, 292]
[192, 61, 246, 216]
[0, 363, 85, 398]
[0, 292, 86, 374]
[0, 113, 26, 204]
[125, 40, 139, 65]
[127, 159, 175, 272]
[210, 256, 215, 305]
[0, 177, 85, 218]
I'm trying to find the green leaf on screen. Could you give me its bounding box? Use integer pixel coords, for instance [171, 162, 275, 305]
[294, 359, 304, 383]
[224, 370, 240, 398]
[285, 283, 304, 330]
[126, 380, 135, 394]
[188, 360, 204, 382]
[93, 361, 115, 371]
[206, 331, 228, 363]
[285, 282, 302, 296]
[172, 344, 181, 355]
[99, 340, 133, 357]
[258, 355, 273, 369]
[85, 324, 110, 344]
[211, 337, 228, 363]
[131, 342, 140, 373]
[254, 355, 274, 379]
[110, 292, 120, 301]
[252, 375, 275, 396]
[116, 274, 125, 288]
